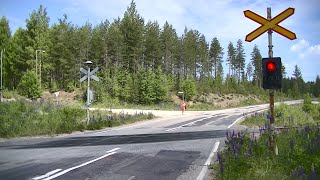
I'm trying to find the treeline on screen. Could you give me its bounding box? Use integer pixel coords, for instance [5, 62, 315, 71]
[0, 1, 319, 103]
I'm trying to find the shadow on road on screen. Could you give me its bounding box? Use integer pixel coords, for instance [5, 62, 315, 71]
[2, 130, 226, 149]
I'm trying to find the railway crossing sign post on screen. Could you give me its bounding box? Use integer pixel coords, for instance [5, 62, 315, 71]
[80, 61, 99, 125]
[244, 7, 296, 154]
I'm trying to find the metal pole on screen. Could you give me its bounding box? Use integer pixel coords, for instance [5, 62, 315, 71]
[86, 66, 91, 125]
[0, 49, 3, 103]
[267, 7, 275, 153]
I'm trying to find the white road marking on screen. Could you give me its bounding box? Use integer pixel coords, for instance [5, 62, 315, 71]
[165, 117, 208, 132]
[197, 141, 220, 180]
[227, 109, 267, 128]
[36, 148, 120, 180]
[32, 169, 62, 180]
[43, 152, 116, 180]
[227, 116, 244, 129]
[107, 148, 120, 153]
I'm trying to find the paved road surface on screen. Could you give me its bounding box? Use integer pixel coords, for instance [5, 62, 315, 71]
[0, 100, 302, 180]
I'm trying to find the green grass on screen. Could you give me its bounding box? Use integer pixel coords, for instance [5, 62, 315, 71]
[213, 101, 320, 180]
[241, 103, 320, 128]
[213, 127, 320, 180]
[0, 101, 155, 138]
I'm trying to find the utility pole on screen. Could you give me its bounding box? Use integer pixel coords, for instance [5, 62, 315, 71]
[267, 7, 275, 153]
[0, 49, 4, 103]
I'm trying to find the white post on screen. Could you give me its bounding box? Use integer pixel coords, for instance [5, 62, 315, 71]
[86, 66, 91, 125]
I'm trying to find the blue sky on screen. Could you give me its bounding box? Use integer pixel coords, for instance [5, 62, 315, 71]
[1, 0, 320, 81]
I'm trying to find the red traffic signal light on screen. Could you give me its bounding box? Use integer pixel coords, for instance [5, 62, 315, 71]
[266, 61, 276, 72]
[262, 57, 282, 90]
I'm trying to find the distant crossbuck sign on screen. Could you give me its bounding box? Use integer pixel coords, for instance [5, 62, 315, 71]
[80, 67, 100, 82]
[244, 7, 297, 42]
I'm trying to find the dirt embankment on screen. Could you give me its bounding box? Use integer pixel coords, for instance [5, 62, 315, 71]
[172, 93, 264, 108]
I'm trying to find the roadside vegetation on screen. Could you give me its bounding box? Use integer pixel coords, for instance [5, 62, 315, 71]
[1, 1, 320, 111]
[212, 95, 320, 179]
[0, 101, 154, 138]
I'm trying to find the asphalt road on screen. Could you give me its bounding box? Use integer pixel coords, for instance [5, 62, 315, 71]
[0, 100, 303, 180]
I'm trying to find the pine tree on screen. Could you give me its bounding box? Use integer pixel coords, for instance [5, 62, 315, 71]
[250, 45, 262, 87]
[226, 42, 236, 77]
[25, 5, 51, 88]
[0, 16, 11, 49]
[197, 34, 209, 78]
[160, 21, 179, 75]
[6, 28, 29, 89]
[246, 62, 253, 81]
[143, 21, 161, 69]
[106, 18, 124, 77]
[209, 37, 224, 79]
[120, 0, 144, 73]
[235, 39, 245, 82]
[0, 16, 12, 89]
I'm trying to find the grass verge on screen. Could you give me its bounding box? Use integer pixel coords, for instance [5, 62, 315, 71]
[241, 103, 320, 128]
[213, 101, 320, 180]
[212, 127, 320, 179]
[0, 101, 155, 138]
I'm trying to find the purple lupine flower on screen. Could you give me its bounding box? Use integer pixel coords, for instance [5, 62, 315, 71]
[232, 130, 235, 138]
[226, 131, 229, 139]
[217, 152, 224, 174]
[310, 164, 316, 180]
[292, 170, 297, 180]
[298, 166, 305, 176]
[290, 139, 294, 151]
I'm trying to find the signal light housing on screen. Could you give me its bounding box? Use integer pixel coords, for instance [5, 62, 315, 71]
[262, 57, 282, 90]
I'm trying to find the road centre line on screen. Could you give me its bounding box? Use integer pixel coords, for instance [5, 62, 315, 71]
[197, 141, 220, 180]
[165, 117, 209, 132]
[34, 148, 120, 180]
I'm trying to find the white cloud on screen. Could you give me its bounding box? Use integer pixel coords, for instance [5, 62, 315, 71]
[290, 39, 310, 52]
[308, 45, 320, 55]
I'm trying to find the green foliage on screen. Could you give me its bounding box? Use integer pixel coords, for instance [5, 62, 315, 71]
[242, 103, 319, 128]
[182, 78, 197, 101]
[0, 101, 155, 137]
[17, 70, 41, 99]
[214, 127, 320, 180]
[209, 37, 224, 79]
[1, 2, 318, 106]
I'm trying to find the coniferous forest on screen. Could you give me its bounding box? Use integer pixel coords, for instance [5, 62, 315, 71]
[0, 1, 319, 104]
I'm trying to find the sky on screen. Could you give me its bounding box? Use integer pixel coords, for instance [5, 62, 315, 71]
[1, 0, 320, 81]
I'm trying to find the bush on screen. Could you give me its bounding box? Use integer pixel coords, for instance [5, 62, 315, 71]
[303, 94, 316, 113]
[17, 70, 41, 99]
[182, 78, 197, 101]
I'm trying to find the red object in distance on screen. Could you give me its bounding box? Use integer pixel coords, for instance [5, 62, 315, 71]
[266, 61, 276, 72]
